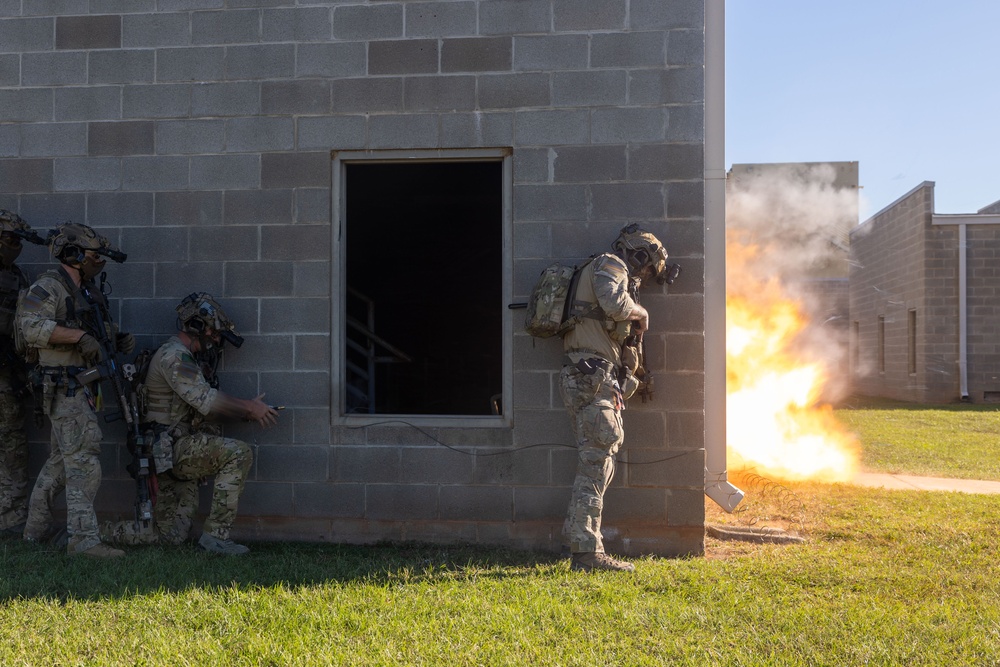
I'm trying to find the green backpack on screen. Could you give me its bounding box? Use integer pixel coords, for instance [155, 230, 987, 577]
[523, 258, 600, 338]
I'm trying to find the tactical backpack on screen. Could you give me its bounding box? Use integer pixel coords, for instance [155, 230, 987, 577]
[11, 281, 35, 364]
[523, 258, 601, 338]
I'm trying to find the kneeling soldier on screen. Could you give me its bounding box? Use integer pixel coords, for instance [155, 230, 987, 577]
[105, 293, 278, 555]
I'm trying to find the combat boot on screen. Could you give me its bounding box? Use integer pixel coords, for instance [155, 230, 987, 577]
[571, 551, 635, 573]
[198, 533, 249, 555]
[0, 522, 25, 539]
[74, 542, 126, 559]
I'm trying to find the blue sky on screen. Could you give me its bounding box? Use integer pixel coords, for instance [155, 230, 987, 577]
[725, 1, 1000, 219]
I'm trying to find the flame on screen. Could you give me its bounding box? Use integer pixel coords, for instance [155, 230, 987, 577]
[726, 238, 859, 482]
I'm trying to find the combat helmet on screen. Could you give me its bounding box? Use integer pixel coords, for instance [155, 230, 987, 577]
[48, 222, 126, 278]
[176, 292, 244, 349]
[0, 209, 32, 266]
[611, 223, 680, 285]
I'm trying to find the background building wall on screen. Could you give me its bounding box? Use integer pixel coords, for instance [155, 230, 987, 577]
[963, 223, 1000, 402]
[849, 182, 959, 402]
[1, 0, 706, 556]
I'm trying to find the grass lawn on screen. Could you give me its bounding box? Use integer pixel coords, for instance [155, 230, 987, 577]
[2, 399, 999, 665]
[835, 395, 1000, 480]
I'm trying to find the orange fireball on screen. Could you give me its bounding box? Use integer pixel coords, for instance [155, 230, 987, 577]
[726, 237, 859, 482]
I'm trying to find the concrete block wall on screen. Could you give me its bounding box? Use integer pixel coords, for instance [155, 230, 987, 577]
[849, 183, 958, 402]
[958, 224, 1000, 402]
[2, 0, 706, 557]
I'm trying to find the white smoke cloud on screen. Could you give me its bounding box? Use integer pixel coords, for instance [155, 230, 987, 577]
[726, 163, 860, 401]
[727, 163, 859, 284]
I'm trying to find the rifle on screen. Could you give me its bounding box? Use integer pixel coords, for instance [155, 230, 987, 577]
[620, 277, 654, 403]
[70, 274, 155, 529]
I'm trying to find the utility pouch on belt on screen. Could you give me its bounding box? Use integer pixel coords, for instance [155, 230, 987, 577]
[619, 369, 640, 401]
[150, 427, 173, 474]
[28, 366, 46, 427]
[572, 357, 615, 377]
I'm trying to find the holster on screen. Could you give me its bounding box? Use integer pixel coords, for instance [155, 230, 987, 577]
[619, 368, 640, 401]
[141, 422, 174, 474]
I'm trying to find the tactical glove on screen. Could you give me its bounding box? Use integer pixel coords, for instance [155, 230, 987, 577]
[77, 334, 102, 363]
[117, 332, 136, 355]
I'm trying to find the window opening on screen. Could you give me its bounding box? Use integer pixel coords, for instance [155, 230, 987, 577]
[340, 159, 505, 417]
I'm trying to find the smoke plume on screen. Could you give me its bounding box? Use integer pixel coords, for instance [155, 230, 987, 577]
[726, 163, 859, 401]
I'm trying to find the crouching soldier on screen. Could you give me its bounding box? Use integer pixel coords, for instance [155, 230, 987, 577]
[104, 293, 278, 555]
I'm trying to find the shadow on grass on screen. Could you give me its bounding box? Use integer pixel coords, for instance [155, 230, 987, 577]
[0, 539, 565, 602]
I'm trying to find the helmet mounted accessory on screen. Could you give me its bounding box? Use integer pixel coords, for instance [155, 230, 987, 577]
[176, 292, 244, 349]
[176, 292, 243, 386]
[611, 223, 682, 285]
[47, 222, 127, 279]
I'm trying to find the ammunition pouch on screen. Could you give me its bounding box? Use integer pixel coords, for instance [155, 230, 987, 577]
[140, 422, 174, 474]
[37, 365, 88, 401]
[27, 365, 45, 427]
[607, 319, 632, 345]
[619, 368, 640, 401]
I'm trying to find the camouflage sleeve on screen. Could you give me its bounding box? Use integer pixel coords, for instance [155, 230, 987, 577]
[161, 345, 218, 416]
[18, 275, 64, 348]
[592, 254, 636, 322]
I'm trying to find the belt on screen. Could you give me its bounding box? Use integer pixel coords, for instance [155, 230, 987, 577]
[565, 356, 617, 376]
[39, 365, 86, 376]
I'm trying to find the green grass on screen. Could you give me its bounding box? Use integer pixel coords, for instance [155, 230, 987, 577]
[835, 395, 1000, 480]
[3, 400, 1000, 666]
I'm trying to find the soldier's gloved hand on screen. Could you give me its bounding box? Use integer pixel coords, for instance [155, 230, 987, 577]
[117, 332, 136, 355]
[621, 345, 640, 374]
[77, 333, 102, 363]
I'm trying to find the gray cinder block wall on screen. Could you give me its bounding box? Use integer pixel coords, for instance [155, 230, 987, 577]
[849, 183, 959, 402]
[1, 0, 706, 556]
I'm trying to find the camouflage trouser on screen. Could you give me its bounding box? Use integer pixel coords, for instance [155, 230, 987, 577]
[559, 362, 624, 554]
[104, 431, 251, 546]
[0, 390, 28, 530]
[24, 390, 103, 553]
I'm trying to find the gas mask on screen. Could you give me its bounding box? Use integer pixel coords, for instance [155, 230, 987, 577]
[78, 252, 107, 280]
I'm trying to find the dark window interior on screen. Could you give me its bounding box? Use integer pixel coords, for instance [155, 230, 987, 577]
[344, 161, 503, 416]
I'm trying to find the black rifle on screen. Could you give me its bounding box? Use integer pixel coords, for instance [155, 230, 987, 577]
[70, 275, 154, 529]
[619, 277, 655, 403]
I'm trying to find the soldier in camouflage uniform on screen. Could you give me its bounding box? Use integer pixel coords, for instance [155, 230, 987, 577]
[103, 293, 278, 555]
[20, 223, 135, 558]
[0, 211, 34, 538]
[561, 224, 671, 573]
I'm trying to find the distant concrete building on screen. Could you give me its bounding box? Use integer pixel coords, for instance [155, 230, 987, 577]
[850, 182, 1000, 403]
